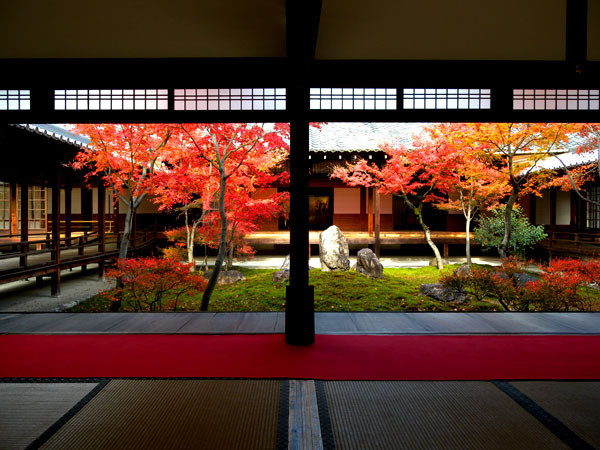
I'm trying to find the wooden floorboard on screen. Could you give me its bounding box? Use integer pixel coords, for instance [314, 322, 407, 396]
[0, 312, 599, 335]
[102, 313, 192, 333]
[314, 312, 359, 334]
[347, 312, 429, 334]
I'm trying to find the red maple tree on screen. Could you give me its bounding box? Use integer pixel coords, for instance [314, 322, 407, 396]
[332, 134, 459, 269]
[72, 123, 174, 260]
[167, 123, 290, 310]
[429, 124, 510, 266]
[437, 123, 584, 257]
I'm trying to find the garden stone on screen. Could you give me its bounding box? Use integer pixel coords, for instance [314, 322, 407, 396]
[272, 269, 290, 283]
[354, 248, 383, 278]
[319, 226, 350, 272]
[203, 270, 246, 285]
[493, 271, 538, 285]
[272, 255, 315, 283]
[429, 258, 450, 267]
[512, 272, 538, 285]
[420, 283, 469, 303]
[454, 264, 471, 277]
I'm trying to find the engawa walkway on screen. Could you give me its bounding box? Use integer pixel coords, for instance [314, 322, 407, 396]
[2, 313, 599, 449]
[1, 311, 599, 335]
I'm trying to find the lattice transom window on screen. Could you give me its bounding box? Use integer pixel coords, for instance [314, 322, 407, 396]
[587, 185, 600, 229]
[17, 186, 46, 230]
[174, 89, 286, 111]
[0, 182, 9, 230]
[0, 90, 31, 110]
[54, 89, 169, 110]
[403, 89, 491, 109]
[310, 88, 397, 110]
[513, 89, 600, 110]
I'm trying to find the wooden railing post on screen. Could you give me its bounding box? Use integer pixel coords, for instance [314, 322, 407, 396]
[19, 181, 28, 267]
[51, 170, 61, 296]
[65, 174, 72, 246]
[98, 183, 106, 279]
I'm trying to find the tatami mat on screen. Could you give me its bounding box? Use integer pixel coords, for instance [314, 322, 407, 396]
[40, 379, 280, 450]
[0, 383, 97, 450]
[324, 381, 568, 450]
[513, 381, 600, 449]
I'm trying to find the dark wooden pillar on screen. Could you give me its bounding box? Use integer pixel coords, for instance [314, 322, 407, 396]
[374, 188, 381, 257]
[132, 210, 137, 251]
[530, 194, 537, 225]
[360, 187, 367, 231]
[81, 187, 93, 230]
[550, 188, 557, 234]
[285, 115, 315, 345]
[570, 191, 579, 230]
[10, 182, 17, 236]
[51, 171, 61, 296]
[98, 183, 106, 278]
[113, 190, 120, 234]
[367, 187, 373, 235]
[19, 182, 28, 267]
[64, 175, 72, 246]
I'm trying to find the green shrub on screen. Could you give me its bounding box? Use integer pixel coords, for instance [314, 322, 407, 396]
[473, 205, 546, 258]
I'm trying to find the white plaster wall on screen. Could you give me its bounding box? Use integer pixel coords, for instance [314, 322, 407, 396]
[72, 188, 81, 214]
[556, 190, 571, 226]
[91, 188, 114, 214]
[536, 192, 551, 225]
[334, 188, 360, 214]
[136, 195, 161, 214]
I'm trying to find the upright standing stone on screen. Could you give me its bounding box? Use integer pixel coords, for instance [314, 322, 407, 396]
[354, 248, 383, 278]
[319, 225, 350, 271]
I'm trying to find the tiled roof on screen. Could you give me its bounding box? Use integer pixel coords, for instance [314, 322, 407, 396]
[534, 150, 598, 171]
[13, 124, 90, 148]
[309, 122, 428, 152]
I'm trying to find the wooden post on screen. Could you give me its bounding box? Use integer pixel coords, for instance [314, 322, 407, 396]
[285, 115, 315, 346]
[374, 188, 381, 257]
[19, 182, 28, 267]
[98, 183, 106, 279]
[65, 175, 72, 246]
[360, 187, 367, 231]
[444, 243, 449, 258]
[113, 190, 119, 234]
[51, 171, 61, 296]
[132, 211, 137, 251]
[367, 187, 373, 236]
[10, 182, 17, 236]
[550, 188, 557, 234]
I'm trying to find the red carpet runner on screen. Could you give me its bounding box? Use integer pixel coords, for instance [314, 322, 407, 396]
[1, 334, 598, 380]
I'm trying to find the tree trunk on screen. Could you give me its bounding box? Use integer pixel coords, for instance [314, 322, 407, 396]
[111, 200, 135, 312]
[413, 204, 444, 269]
[465, 215, 472, 267]
[201, 172, 227, 311]
[119, 202, 134, 260]
[499, 191, 518, 258]
[227, 243, 234, 271]
[226, 224, 237, 270]
[184, 209, 194, 264]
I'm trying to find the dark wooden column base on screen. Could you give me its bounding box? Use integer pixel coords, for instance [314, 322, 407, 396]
[285, 285, 315, 345]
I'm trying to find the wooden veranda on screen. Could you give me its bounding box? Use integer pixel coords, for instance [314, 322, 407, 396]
[245, 230, 469, 257]
[0, 224, 158, 295]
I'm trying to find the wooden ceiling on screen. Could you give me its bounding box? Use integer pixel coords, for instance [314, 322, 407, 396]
[0, 0, 595, 61]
